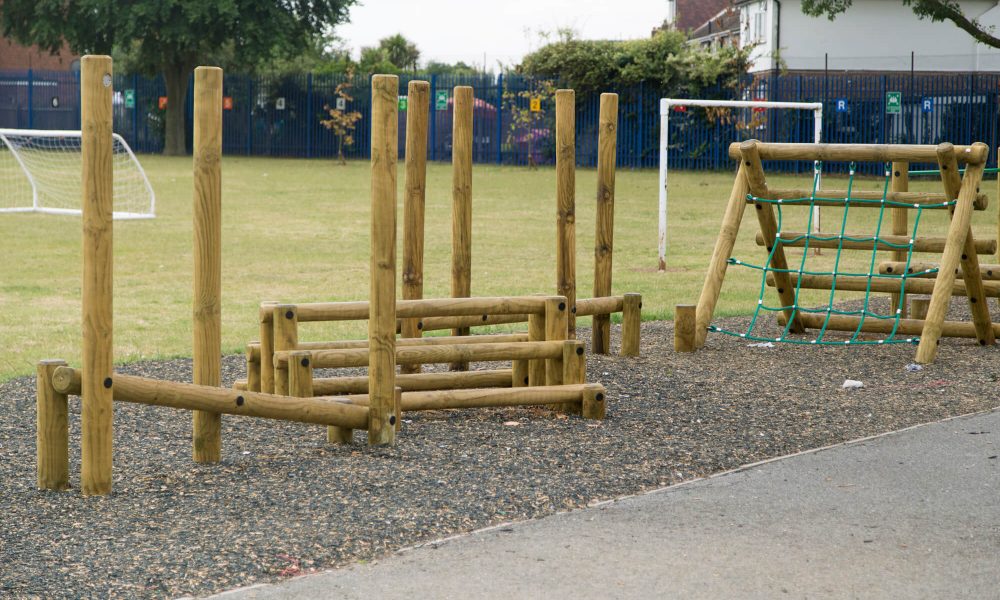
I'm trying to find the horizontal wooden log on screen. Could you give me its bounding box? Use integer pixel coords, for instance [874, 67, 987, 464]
[288, 340, 565, 370]
[313, 369, 513, 395]
[50, 367, 369, 430]
[419, 313, 529, 332]
[765, 272, 1000, 297]
[575, 295, 624, 317]
[729, 141, 987, 165]
[263, 296, 553, 323]
[755, 231, 997, 255]
[747, 188, 988, 210]
[777, 312, 1000, 339]
[878, 261, 1000, 280]
[249, 333, 529, 363]
[337, 384, 603, 411]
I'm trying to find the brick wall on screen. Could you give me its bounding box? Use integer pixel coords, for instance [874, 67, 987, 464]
[0, 38, 78, 71]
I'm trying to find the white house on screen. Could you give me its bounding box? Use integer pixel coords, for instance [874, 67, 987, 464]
[735, 0, 1000, 72]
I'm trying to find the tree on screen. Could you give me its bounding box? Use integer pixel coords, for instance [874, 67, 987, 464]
[801, 0, 1000, 48]
[319, 71, 363, 164]
[0, 0, 356, 155]
[379, 34, 420, 72]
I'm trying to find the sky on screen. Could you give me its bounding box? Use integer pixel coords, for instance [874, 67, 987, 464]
[336, 0, 669, 69]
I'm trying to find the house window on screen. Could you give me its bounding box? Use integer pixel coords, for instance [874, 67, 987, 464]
[754, 11, 765, 43]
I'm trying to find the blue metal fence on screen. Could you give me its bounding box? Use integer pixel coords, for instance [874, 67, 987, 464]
[2, 68, 998, 171]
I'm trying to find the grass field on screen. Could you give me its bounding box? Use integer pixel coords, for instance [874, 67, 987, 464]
[1, 155, 995, 381]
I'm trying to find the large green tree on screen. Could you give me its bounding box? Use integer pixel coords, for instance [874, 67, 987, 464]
[0, 0, 356, 155]
[802, 0, 1000, 48]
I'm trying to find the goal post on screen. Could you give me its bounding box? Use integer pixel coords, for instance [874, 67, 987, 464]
[658, 98, 822, 271]
[0, 128, 155, 219]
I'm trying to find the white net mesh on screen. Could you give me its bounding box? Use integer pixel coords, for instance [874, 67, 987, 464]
[0, 129, 155, 219]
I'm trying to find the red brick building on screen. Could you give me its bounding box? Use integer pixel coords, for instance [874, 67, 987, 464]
[1, 38, 78, 71]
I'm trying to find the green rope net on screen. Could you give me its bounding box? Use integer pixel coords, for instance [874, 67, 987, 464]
[710, 161, 956, 346]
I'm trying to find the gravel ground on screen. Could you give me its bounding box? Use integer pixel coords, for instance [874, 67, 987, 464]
[2, 303, 999, 598]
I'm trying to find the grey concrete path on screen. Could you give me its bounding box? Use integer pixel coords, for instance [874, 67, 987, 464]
[212, 409, 1000, 599]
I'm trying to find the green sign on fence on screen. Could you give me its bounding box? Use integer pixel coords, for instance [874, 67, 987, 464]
[124, 89, 135, 109]
[398, 96, 408, 111]
[435, 90, 449, 110]
[886, 91, 902, 115]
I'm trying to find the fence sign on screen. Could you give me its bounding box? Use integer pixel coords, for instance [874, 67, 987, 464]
[336, 97, 346, 111]
[398, 96, 408, 111]
[529, 97, 541, 112]
[223, 97, 234, 110]
[435, 90, 449, 110]
[124, 89, 135, 109]
[886, 91, 902, 114]
[922, 97, 934, 113]
[836, 98, 848, 112]
[276, 97, 286, 110]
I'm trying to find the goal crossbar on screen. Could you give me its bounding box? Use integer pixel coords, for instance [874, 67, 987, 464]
[0, 128, 156, 219]
[658, 98, 823, 271]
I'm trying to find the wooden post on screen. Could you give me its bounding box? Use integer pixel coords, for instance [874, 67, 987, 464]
[544, 297, 568, 385]
[527, 312, 546, 386]
[621, 293, 641, 356]
[890, 162, 909, 317]
[911, 297, 930, 320]
[402, 80, 430, 374]
[37, 359, 69, 491]
[555, 89, 577, 338]
[695, 163, 751, 348]
[288, 351, 313, 398]
[369, 74, 399, 445]
[581, 383, 606, 420]
[246, 343, 261, 392]
[592, 93, 618, 354]
[80, 55, 114, 496]
[674, 304, 696, 352]
[192, 65, 223, 464]
[559, 340, 586, 414]
[272, 304, 298, 396]
[512, 360, 529, 387]
[258, 301, 277, 393]
[450, 85, 474, 371]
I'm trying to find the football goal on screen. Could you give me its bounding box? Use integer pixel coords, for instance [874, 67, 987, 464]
[658, 98, 822, 271]
[0, 128, 155, 219]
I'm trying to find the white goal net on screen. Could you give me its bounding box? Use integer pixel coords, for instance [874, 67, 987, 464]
[0, 128, 155, 219]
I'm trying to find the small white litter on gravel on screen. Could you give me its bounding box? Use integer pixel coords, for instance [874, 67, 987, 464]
[905, 363, 923, 372]
[748, 342, 775, 348]
[842, 379, 864, 389]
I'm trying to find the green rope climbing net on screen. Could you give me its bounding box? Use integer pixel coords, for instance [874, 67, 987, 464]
[710, 161, 956, 346]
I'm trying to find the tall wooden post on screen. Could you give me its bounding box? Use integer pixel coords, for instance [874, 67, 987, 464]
[544, 297, 568, 385]
[450, 86, 474, 370]
[592, 93, 618, 354]
[369, 74, 399, 445]
[555, 89, 577, 338]
[890, 162, 909, 317]
[402, 80, 430, 374]
[80, 55, 114, 496]
[192, 66, 223, 463]
[37, 359, 69, 490]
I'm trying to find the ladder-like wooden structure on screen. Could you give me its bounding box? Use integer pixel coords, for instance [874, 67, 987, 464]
[693, 140, 996, 364]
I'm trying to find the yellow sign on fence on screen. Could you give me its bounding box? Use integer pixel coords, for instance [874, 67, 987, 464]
[529, 97, 541, 112]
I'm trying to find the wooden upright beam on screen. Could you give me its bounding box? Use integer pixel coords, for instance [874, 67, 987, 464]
[37, 359, 69, 491]
[369, 74, 399, 444]
[450, 86, 474, 370]
[80, 55, 115, 496]
[401, 80, 430, 374]
[555, 89, 577, 338]
[889, 161, 909, 317]
[192, 66, 223, 463]
[592, 93, 618, 354]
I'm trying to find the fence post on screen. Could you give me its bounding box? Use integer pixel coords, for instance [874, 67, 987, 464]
[636, 81, 643, 171]
[246, 78, 253, 156]
[306, 72, 313, 159]
[430, 74, 437, 161]
[27, 68, 33, 129]
[132, 73, 139, 150]
[967, 72, 975, 146]
[495, 73, 503, 165]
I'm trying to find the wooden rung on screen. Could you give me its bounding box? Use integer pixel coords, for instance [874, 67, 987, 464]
[727, 141, 987, 165]
[419, 313, 528, 332]
[312, 369, 513, 395]
[746, 188, 988, 210]
[575, 295, 624, 317]
[246, 333, 529, 362]
[765, 272, 1000, 298]
[878, 261, 1000, 280]
[755, 232, 997, 255]
[280, 296, 553, 323]
[333, 384, 604, 412]
[778, 312, 1000, 340]
[283, 340, 565, 369]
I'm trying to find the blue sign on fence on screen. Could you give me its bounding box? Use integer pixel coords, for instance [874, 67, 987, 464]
[836, 99, 848, 113]
[922, 97, 933, 113]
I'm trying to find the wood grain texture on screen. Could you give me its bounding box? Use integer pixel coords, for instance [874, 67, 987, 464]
[726, 141, 987, 164]
[401, 80, 430, 373]
[592, 93, 618, 354]
[80, 55, 115, 496]
[192, 66, 224, 463]
[36, 359, 69, 490]
[555, 89, 577, 337]
[450, 86, 474, 365]
[889, 162, 909, 317]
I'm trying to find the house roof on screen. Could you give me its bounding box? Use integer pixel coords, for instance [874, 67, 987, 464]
[675, 0, 733, 31]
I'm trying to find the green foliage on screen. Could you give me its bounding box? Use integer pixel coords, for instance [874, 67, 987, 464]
[801, 0, 1000, 48]
[356, 33, 420, 75]
[518, 31, 751, 95]
[424, 61, 481, 77]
